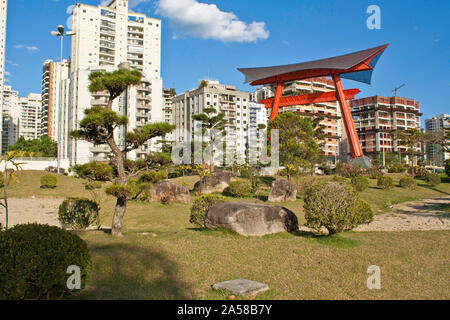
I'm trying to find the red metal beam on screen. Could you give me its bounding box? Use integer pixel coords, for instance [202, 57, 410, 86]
[332, 74, 363, 158]
[261, 88, 361, 109]
[270, 82, 284, 121]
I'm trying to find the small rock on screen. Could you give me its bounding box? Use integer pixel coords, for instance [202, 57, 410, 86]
[228, 295, 235, 300]
[212, 279, 269, 296]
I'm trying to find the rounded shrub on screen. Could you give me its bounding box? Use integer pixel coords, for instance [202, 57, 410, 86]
[304, 182, 372, 235]
[377, 176, 394, 190]
[332, 176, 349, 184]
[367, 167, 383, 180]
[73, 162, 113, 181]
[190, 194, 227, 228]
[58, 198, 100, 229]
[227, 180, 252, 198]
[40, 174, 57, 189]
[399, 177, 417, 190]
[351, 176, 369, 192]
[336, 163, 365, 178]
[425, 173, 441, 186]
[0, 224, 92, 300]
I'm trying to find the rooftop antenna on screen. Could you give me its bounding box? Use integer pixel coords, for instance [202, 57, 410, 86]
[393, 84, 406, 97]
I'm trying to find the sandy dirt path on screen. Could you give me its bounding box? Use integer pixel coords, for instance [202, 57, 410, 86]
[1, 197, 64, 228]
[355, 196, 450, 232]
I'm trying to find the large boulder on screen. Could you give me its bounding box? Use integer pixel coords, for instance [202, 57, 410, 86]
[194, 171, 236, 194]
[205, 202, 299, 236]
[150, 180, 190, 204]
[268, 179, 297, 202]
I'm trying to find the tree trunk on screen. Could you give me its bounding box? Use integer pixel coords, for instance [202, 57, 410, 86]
[107, 137, 128, 236]
[3, 163, 8, 230]
[111, 196, 127, 236]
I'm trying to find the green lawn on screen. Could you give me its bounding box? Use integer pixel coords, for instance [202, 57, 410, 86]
[5, 171, 450, 300]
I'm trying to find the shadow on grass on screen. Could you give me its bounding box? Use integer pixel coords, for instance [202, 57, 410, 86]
[292, 230, 362, 249]
[74, 242, 192, 300]
[260, 176, 276, 186]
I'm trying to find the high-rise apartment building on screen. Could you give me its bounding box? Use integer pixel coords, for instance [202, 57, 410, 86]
[0, 0, 8, 153]
[163, 88, 176, 143]
[172, 80, 250, 159]
[2, 87, 41, 153]
[65, 0, 164, 163]
[425, 114, 450, 166]
[248, 101, 269, 163]
[252, 77, 344, 160]
[18, 93, 41, 141]
[41, 59, 70, 139]
[1, 85, 19, 153]
[65, 64, 163, 164]
[350, 96, 422, 159]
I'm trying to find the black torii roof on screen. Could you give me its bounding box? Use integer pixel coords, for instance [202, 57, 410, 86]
[237, 44, 389, 85]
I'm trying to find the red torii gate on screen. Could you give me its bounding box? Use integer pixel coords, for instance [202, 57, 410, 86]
[238, 44, 389, 161]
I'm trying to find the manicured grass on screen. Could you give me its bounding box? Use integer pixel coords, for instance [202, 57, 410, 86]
[5, 171, 450, 300]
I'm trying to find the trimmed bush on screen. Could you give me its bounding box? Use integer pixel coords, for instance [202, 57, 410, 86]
[377, 176, 394, 190]
[138, 170, 167, 184]
[304, 182, 372, 235]
[332, 176, 349, 184]
[399, 177, 417, 190]
[388, 164, 406, 174]
[58, 198, 100, 229]
[336, 163, 365, 178]
[0, 224, 92, 299]
[354, 199, 374, 225]
[367, 167, 383, 180]
[190, 194, 227, 228]
[425, 173, 441, 186]
[40, 174, 57, 189]
[227, 180, 252, 198]
[351, 176, 369, 192]
[73, 162, 113, 181]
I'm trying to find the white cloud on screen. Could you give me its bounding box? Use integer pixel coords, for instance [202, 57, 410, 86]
[156, 0, 269, 43]
[14, 45, 39, 52]
[5, 71, 11, 76]
[6, 59, 18, 67]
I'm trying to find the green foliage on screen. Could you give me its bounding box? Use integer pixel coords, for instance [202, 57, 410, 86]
[332, 176, 349, 184]
[354, 199, 374, 225]
[399, 177, 417, 190]
[0, 224, 91, 299]
[58, 198, 100, 229]
[304, 182, 372, 235]
[73, 162, 113, 181]
[414, 166, 429, 179]
[367, 167, 383, 180]
[89, 68, 143, 102]
[388, 163, 406, 173]
[227, 180, 252, 198]
[190, 195, 227, 228]
[446, 160, 450, 177]
[8, 136, 57, 157]
[85, 180, 103, 190]
[377, 176, 394, 190]
[40, 174, 57, 189]
[424, 173, 441, 186]
[351, 176, 369, 192]
[268, 112, 325, 174]
[106, 184, 132, 198]
[138, 170, 167, 184]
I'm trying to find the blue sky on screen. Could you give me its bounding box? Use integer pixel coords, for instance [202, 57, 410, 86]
[4, 0, 449, 122]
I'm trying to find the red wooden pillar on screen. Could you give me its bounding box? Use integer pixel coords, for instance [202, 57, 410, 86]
[270, 82, 284, 121]
[332, 74, 364, 158]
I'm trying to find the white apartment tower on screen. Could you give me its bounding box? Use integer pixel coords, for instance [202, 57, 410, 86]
[67, 0, 164, 164]
[41, 59, 70, 139]
[1, 85, 19, 154]
[0, 0, 8, 153]
[172, 80, 251, 162]
[18, 93, 41, 141]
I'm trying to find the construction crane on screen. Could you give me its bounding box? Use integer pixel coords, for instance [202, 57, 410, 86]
[393, 84, 406, 97]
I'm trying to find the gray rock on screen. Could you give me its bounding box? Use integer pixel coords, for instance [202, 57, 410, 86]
[268, 179, 297, 202]
[150, 180, 190, 204]
[212, 279, 269, 296]
[205, 202, 299, 236]
[194, 171, 236, 194]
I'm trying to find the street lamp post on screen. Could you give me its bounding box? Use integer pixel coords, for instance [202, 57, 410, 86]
[51, 25, 75, 174]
